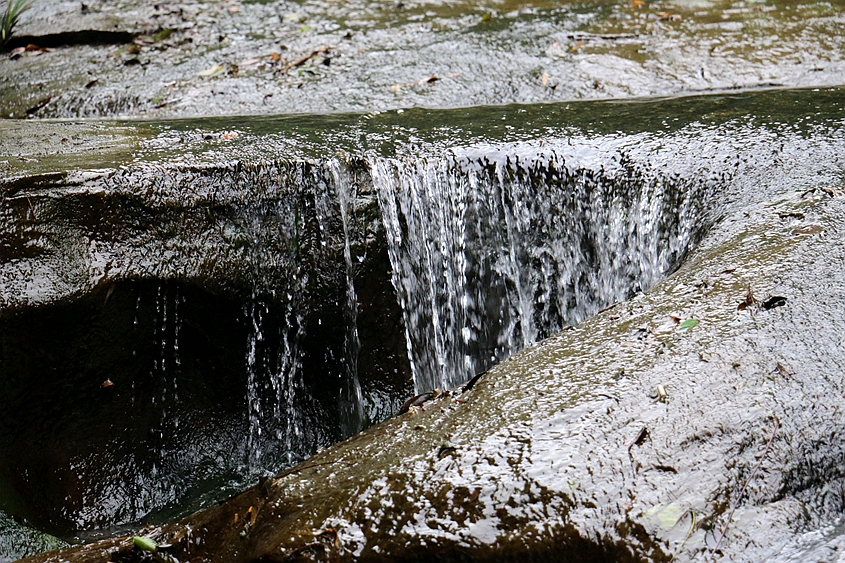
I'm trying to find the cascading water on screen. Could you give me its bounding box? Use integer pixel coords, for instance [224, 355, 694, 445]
[242, 161, 368, 472]
[0, 141, 715, 543]
[330, 161, 366, 436]
[244, 292, 307, 470]
[371, 143, 711, 392]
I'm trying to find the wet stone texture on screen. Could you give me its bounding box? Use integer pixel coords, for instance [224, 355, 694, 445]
[4, 88, 845, 562]
[0, 157, 414, 540]
[2, 0, 845, 118]
[18, 163, 845, 563]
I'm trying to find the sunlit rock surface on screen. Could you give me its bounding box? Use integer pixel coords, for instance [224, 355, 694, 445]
[2, 0, 845, 118]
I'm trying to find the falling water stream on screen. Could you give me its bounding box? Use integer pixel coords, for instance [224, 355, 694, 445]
[371, 146, 711, 391]
[331, 161, 367, 436]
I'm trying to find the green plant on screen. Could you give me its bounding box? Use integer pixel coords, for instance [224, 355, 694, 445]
[1, 0, 32, 49]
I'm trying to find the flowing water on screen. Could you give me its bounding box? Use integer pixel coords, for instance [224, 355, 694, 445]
[371, 146, 713, 391]
[0, 134, 765, 547]
[0, 144, 718, 544]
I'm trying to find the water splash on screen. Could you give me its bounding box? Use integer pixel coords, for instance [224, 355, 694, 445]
[372, 143, 711, 392]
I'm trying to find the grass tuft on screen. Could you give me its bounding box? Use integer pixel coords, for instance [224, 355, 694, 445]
[2, 0, 33, 49]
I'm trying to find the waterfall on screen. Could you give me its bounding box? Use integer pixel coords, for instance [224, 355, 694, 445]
[244, 160, 367, 470]
[0, 147, 713, 534]
[330, 161, 366, 436]
[371, 143, 708, 392]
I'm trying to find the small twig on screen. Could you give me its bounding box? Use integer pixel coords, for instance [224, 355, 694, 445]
[708, 419, 779, 560]
[669, 508, 699, 562]
[566, 33, 640, 41]
[272, 459, 352, 486]
[279, 45, 330, 73]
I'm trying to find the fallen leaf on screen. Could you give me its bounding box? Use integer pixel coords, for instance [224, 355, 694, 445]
[737, 287, 756, 310]
[198, 64, 225, 77]
[632, 0, 645, 6]
[481, 11, 492, 22]
[278, 45, 330, 73]
[221, 131, 239, 140]
[132, 536, 157, 552]
[153, 28, 173, 42]
[643, 502, 684, 531]
[102, 379, 115, 388]
[679, 318, 699, 329]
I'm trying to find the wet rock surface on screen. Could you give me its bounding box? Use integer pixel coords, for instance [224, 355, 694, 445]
[3, 87, 845, 561]
[0, 141, 417, 542]
[3, 0, 845, 554]
[2, 0, 845, 118]
[19, 156, 845, 563]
